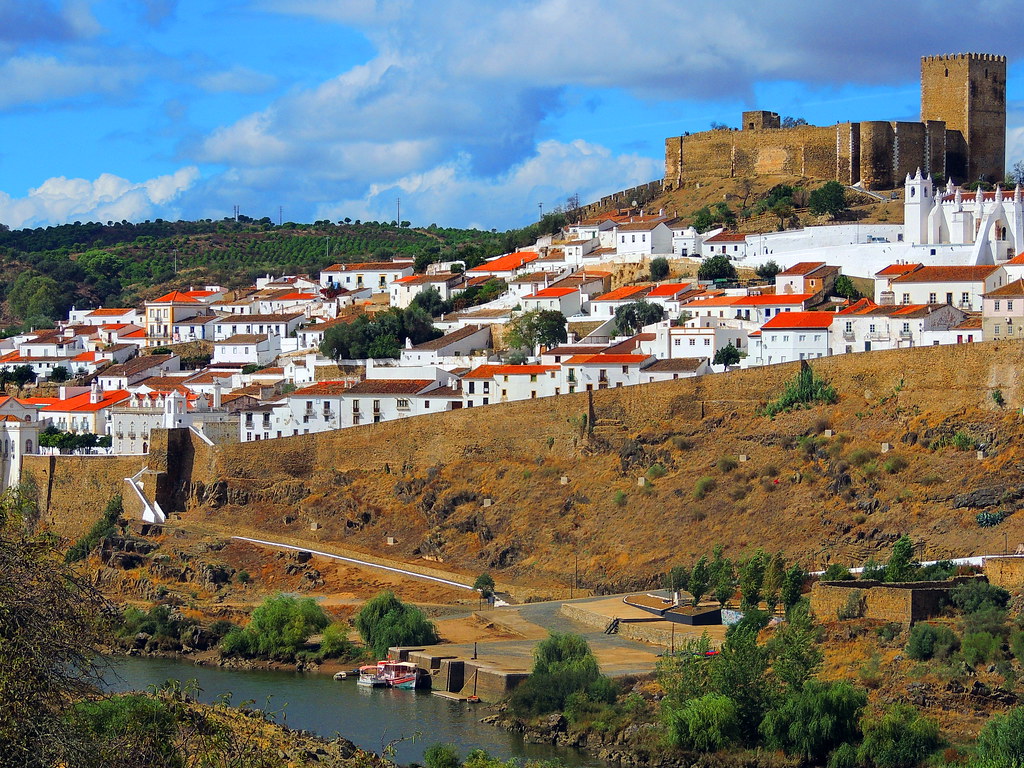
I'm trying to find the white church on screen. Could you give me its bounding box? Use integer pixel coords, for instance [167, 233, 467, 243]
[724, 172, 1024, 279]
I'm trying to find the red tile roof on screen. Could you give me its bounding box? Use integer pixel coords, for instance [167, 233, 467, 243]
[467, 251, 539, 273]
[984, 279, 1024, 297]
[592, 285, 651, 302]
[344, 379, 432, 395]
[525, 287, 578, 299]
[86, 308, 136, 317]
[487, 365, 559, 376]
[703, 231, 748, 243]
[761, 312, 834, 330]
[274, 292, 317, 301]
[151, 290, 200, 303]
[646, 283, 692, 297]
[777, 261, 826, 276]
[42, 389, 131, 412]
[290, 381, 353, 396]
[889, 265, 999, 283]
[564, 353, 651, 365]
[324, 261, 412, 272]
[875, 263, 923, 277]
[1004, 252, 1024, 265]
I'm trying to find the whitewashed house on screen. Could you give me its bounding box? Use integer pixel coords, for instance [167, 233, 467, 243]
[320, 261, 414, 292]
[752, 312, 833, 365]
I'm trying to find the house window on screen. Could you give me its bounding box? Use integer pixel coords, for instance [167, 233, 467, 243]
[869, 324, 876, 333]
[902, 322, 910, 333]
[397, 399, 410, 409]
[995, 325, 1002, 335]
[1008, 301, 1014, 311]
[468, 382, 475, 394]
[928, 293, 936, 303]
[688, 338, 695, 346]
[482, 397, 489, 405]
[844, 321, 852, 332]
[621, 365, 628, 374]
[424, 401, 430, 409]
[902, 293, 910, 304]
[961, 292, 970, 305]
[704, 338, 711, 345]
[482, 382, 490, 393]
[798, 335, 806, 342]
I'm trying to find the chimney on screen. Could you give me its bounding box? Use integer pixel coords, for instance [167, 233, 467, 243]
[212, 378, 222, 409]
[90, 380, 102, 404]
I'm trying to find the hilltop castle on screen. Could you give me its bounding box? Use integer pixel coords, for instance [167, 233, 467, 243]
[664, 53, 1006, 191]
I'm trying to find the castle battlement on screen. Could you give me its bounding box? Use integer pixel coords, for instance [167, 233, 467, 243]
[666, 53, 1006, 192]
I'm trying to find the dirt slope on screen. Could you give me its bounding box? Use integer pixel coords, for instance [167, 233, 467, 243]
[173, 341, 1024, 594]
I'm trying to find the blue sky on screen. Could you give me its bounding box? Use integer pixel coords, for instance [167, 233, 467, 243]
[3, 0, 1024, 231]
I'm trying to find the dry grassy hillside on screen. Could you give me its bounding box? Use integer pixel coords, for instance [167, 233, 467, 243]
[177, 341, 1024, 594]
[639, 175, 903, 233]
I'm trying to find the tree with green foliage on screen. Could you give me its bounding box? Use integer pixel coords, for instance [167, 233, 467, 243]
[664, 693, 739, 752]
[755, 260, 781, 280]
[833, 274, 861, 300]
[759, 680, 866, 762]
[665, 564, 690, 592]
[0, 481, 107, 766]
[473, 573, 496, 599]
[713, 342, 741, 366]
[411, 286, 445, 317]
[974, 706, 1024, 767]
[48, 366, 70, 383]
[689, 556, 710, 606]
[762, 552, 786, 614]
[780, 564, 805, 612]
[857, 704, 939, 768]
[767, 600, 822, 692]
[697, 254, 738, 282]
[353, 590, 439, 658]
[649, 256, 670, 281]
[69, 694, 182, 768]
[612, 300, 664, 336]
[885, 535, 917, 582]
[424, 743, 462, 768]
[710, 622, 773, 743]
[739, 550, 769, 610]
[692, 207, 716, 233]
[808, 181, 849, 218]
[504, 309, 568, 353]
[950, 579, 1010, 614]
[509, 632, 615, 716]
[220, 594, 329, 660]
[709, 545, 735, 608]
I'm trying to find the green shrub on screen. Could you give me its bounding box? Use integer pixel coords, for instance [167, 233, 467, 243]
[319, 622, 357, 659]
[992, 389, 1005, 408]
[664, 693, 739, 752]
[857, 704, 939, 768]
[1010, 629, 1024, 661]
[509, 633, 615, 716]
[354, 591, 439, 658]
[673, 437, 693, 451]
[760, 680, 866, 762]
[236, 570, 251, 584]
[883, 455, 907, 474]
[70, 694, 180, 766]
[827, 742, 858, 768]
[822, 563, 854, 581]
[759, 363, 838, 418]
[423, 743, 461, 768]
[66, 494, 123, 563]
[694, 476, 716, 500]
[647, 463, 667, 479]
[977, 510, 1008, 527]
[848, 448, 877, 467]
[962, 631, 1002, 666]
[951, 430, 977, 451]
[877, 623, 902, 643]
[837, 590, 864, 620]
[762, 464, 779, 477]
[963, 607, 1009, 638]
[220, 594, 330, 660]
[717, 456, 738, 473]
[951, 580, 1010, 614]
[918, 473, 944, 486]
[975, 706, 1024, 766]
[906, 624, 958, 661]
[613, 490, 627, 507]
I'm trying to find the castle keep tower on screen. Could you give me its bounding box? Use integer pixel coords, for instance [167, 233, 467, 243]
[921, 53, 1006, 184]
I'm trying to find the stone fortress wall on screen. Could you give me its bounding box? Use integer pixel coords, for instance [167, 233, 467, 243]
[665, 54, 1006, 191]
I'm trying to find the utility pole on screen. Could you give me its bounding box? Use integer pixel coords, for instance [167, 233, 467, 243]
[279, 206, 283, 226]
[538, 202, 543, 220]
[396, 197, 401, 226]
[325, 236, 330, 262]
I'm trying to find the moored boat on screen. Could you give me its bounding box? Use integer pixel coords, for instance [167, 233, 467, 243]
[356, 665, 386, 687]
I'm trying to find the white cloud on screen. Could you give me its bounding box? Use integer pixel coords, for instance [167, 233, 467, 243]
[0, 55, 143, 109]
[0, 167, 200, 228]
[315, 139, 661, 230]
[197, 65, 278, 95]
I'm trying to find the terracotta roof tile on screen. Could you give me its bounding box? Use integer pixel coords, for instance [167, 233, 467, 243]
[889, 266, 998, 283]
[344, 379, 433, 394]
[467, 251, 539, 273]
[761, 312, 834, 330]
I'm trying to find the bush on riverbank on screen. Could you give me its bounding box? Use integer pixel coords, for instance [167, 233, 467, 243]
[509, 633, 616, 717]
[354, 591, 439, 658]
[221, 594, 330, 661]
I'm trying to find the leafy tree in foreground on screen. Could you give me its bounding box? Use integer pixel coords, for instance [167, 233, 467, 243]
[473, 573, 496, 599]
[697, 254, 737, 282]
[504, 309, 568, 352]
[613, 300, 664, 336]
[833, 274, 861, 300]
[713, 342, 741, 366]
[755, 260, 781, 280]
[220, 594, 329, 660]
[808, 181, 849, 218]
[760, 680, 866, 762]
[354, 590, 439, 658]
[509, 632, 614, 716]
[857, 704, 939, 768]
[649, 256, 670, 281]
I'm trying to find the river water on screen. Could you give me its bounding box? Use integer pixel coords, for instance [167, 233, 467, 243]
[103, 656, 598, 766]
